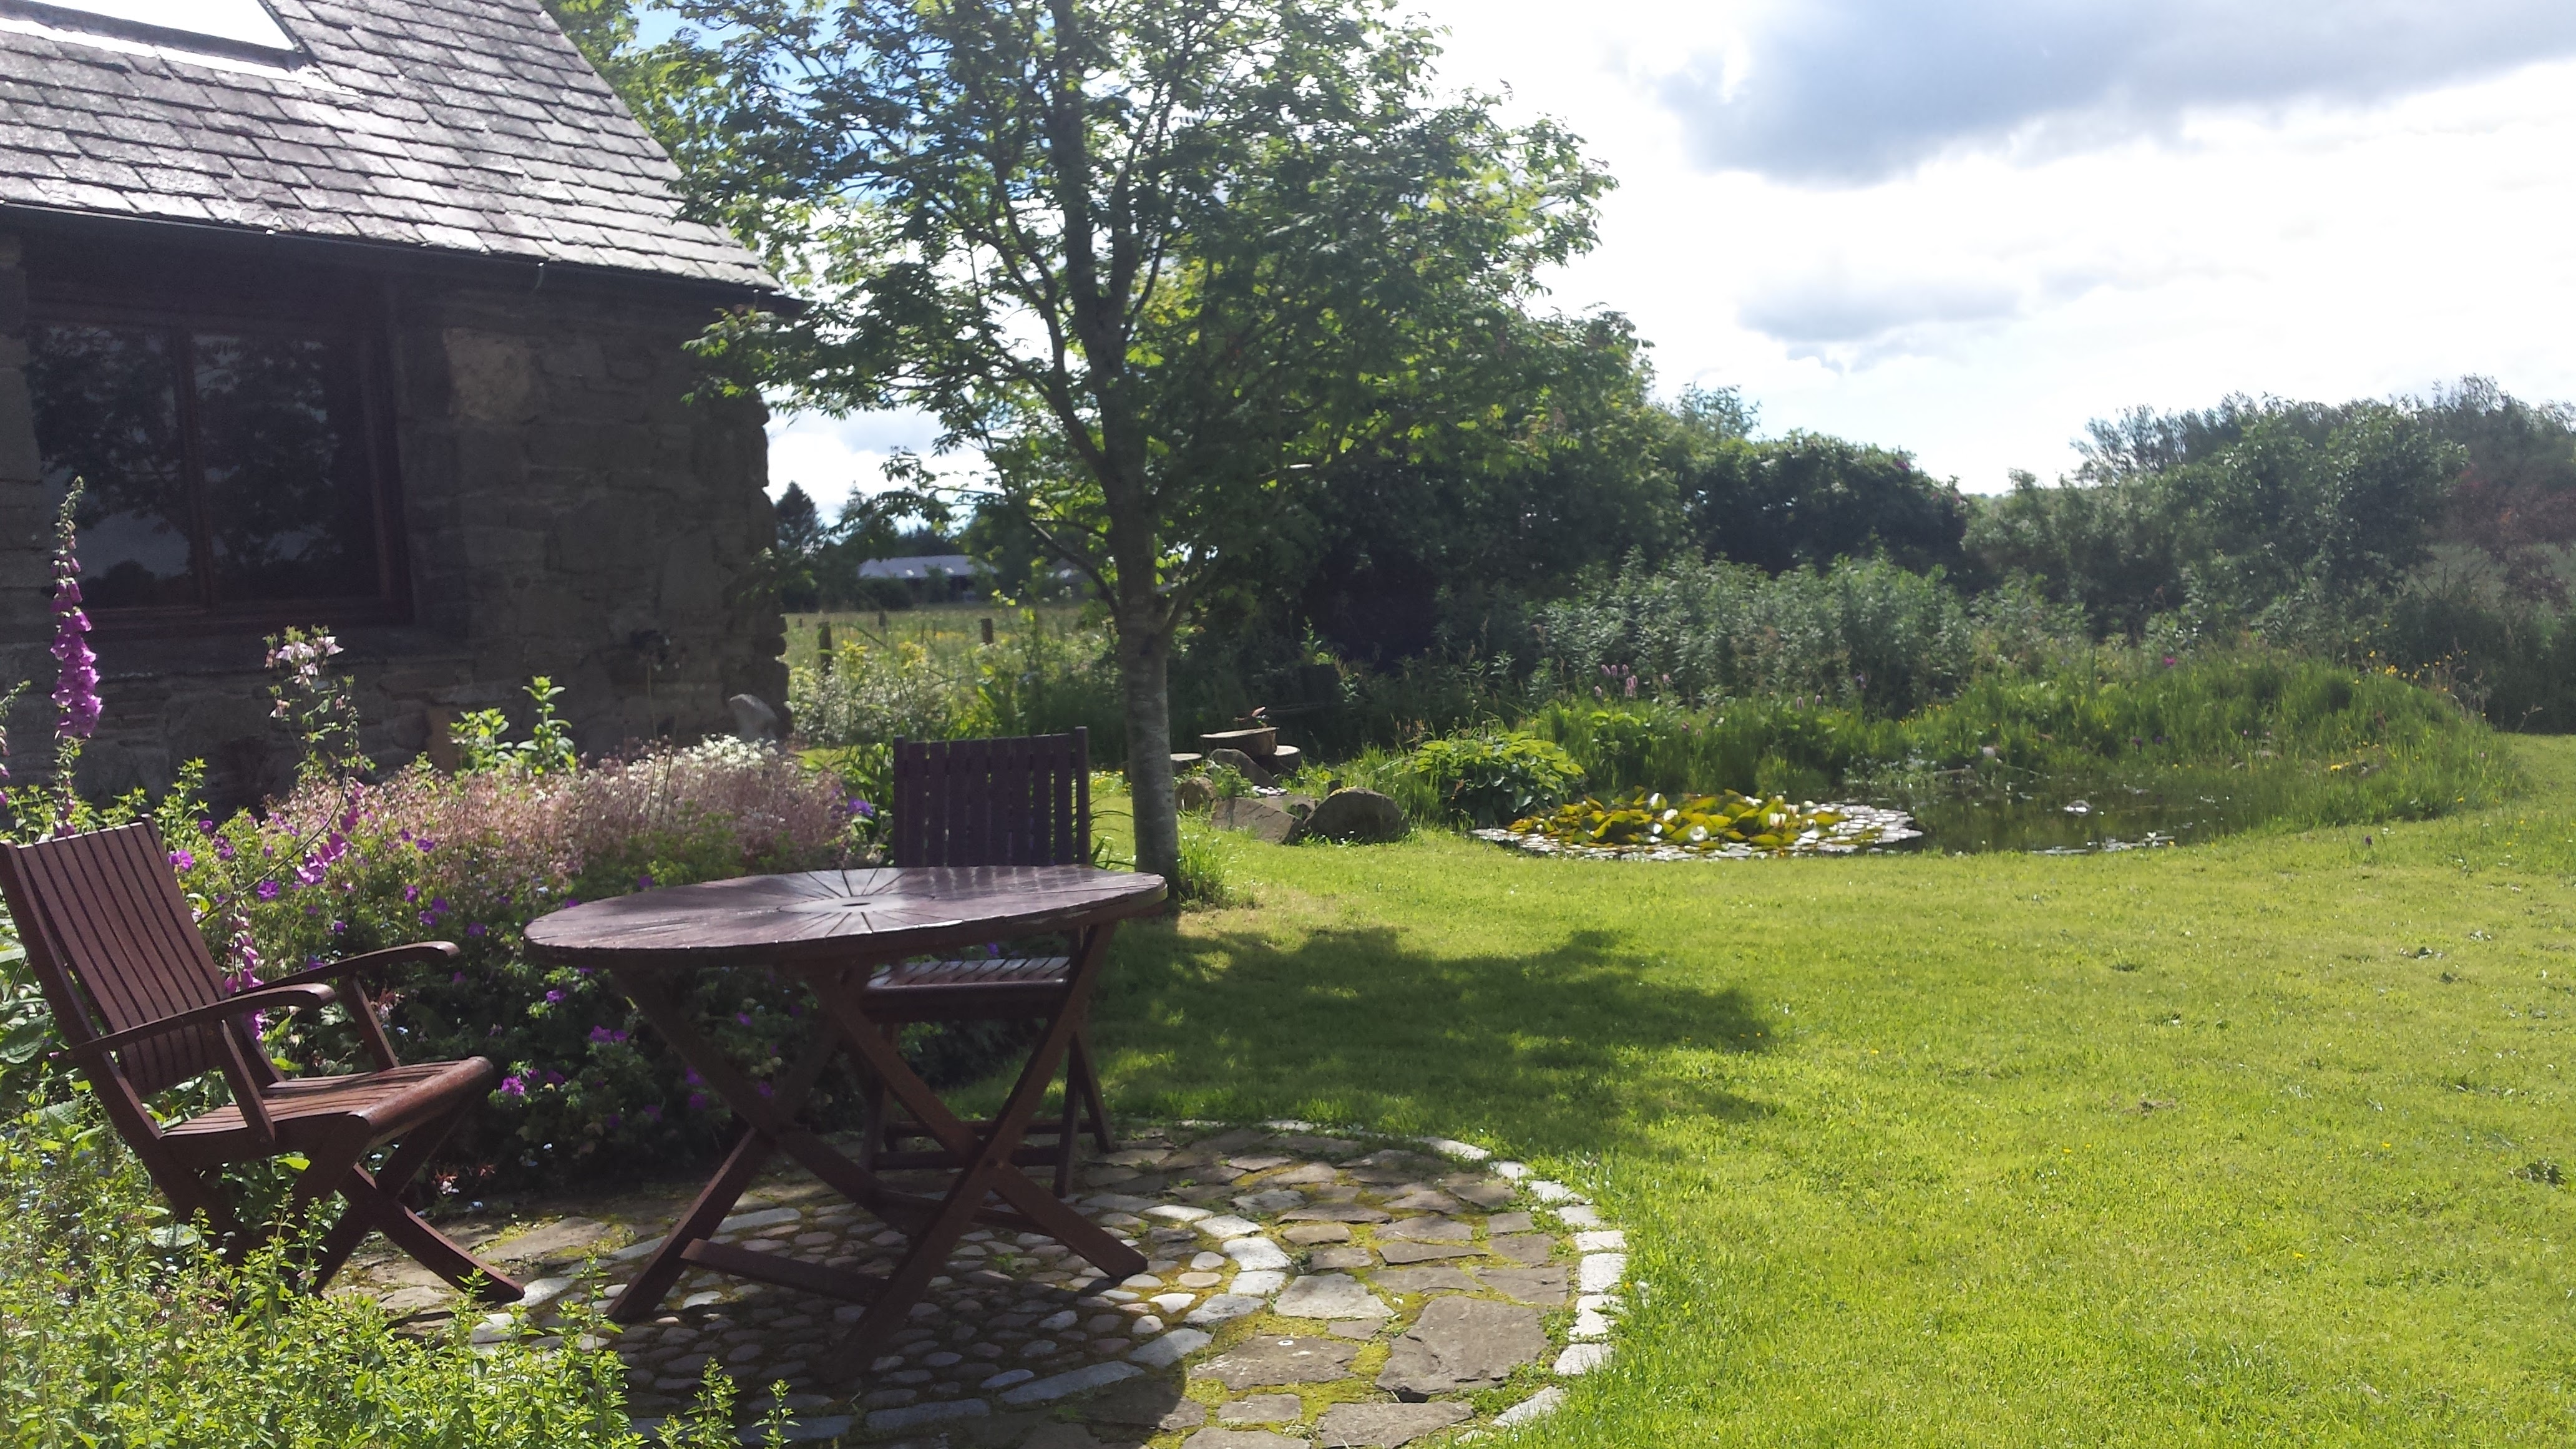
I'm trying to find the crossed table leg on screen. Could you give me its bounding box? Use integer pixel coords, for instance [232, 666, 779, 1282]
[603, 923, 1146, 1380]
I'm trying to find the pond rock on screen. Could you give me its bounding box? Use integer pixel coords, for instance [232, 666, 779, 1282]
[1206, 748, 1277, 788]
[1303, 789, 1406, 844]
[1211, 796, 1297, 843]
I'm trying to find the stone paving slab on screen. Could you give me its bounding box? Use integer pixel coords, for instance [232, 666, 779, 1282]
[341, 1122, 1626, 1445]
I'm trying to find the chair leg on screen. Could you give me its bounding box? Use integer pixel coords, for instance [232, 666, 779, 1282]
[855, 1024, 897, 1171]
[1053, 1051, 1080, 1198]
[1070, 1029, 1116, 1154]
[321, 1098, 523, 1304]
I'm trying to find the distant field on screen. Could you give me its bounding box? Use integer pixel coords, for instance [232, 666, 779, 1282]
[780, 603, 1093, 671]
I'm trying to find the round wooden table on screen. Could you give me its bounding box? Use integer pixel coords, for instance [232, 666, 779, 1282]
[527, 864, 1166, 1380]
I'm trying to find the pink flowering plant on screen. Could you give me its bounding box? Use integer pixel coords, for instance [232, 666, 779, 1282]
[170, 688, 878, 1189]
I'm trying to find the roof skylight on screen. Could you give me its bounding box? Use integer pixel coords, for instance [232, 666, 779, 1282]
[9, 0, 299, 56]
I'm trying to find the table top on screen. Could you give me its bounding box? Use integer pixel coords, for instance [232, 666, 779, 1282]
[523, 866, 1167, 970]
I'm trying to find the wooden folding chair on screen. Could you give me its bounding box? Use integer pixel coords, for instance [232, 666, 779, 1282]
[0, 822, 521, 1304]
[861, 728, 1115, 1193]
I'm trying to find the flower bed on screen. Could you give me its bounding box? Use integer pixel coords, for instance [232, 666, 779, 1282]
[168, 736, 875, 1190]
[1476, 789, 1920, 859]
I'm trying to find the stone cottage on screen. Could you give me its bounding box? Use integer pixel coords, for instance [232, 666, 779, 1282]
[0, 0, 786, 803]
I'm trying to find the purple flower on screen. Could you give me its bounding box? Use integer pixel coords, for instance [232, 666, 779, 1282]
[637, 874, 655, 891]
[544, 990, 565, 1005]
[402, 884, 419, 904]
[330, 920, 348, 935]
[603, 1112, 623, 1129]
[255, 880, 280, 902]
[168, 849, 195, 872]
[683, 1068, 703, 1086]
[197, 818, 217, 836]
[736, 1012, 753, 1027]
[417, 910, 436, 928]
[47, 509, 100, 741]
[215, 837, 235, 862]
[640, 1103, 662, 1122]
[498, 1075, 528, 1099]
[414, 837, 437, 853]
[588, 1026, 628, 1045]
[756, 1081, 773, 1098]
[466, 922, 487, 938]
[431, 897, 449, 913]
[686, 1091, 708, 1112]
[849, 798, 877, 818]
[451, 972, 466, 985]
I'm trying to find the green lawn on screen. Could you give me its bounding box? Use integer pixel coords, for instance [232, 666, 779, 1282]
[1085, 739, 2576, 1445]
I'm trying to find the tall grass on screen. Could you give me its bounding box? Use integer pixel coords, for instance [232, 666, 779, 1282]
[788, 608, 1125, 761]
[1521, 651, 2518, 831]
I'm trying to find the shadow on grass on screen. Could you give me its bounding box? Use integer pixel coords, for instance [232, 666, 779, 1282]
[1091, 920, 1777, 1158]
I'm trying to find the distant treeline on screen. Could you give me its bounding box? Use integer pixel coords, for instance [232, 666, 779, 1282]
[778, 371, 2576, 732]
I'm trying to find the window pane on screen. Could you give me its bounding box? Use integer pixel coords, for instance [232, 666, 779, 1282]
[192, 333, 382, 603]
[26, 323, 200, 610]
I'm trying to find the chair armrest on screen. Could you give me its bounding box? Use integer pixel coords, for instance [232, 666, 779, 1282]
[64, 982, 338, 1061]
[260, 941, 461, 990]
[260, 944, 455, 1071]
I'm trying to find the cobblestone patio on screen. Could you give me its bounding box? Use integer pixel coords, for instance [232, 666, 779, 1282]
[347, 1123, 1624, 1446]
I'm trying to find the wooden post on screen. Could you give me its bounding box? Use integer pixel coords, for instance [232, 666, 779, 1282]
[817, 621, 833, 676]
[980, 617, 995, 646]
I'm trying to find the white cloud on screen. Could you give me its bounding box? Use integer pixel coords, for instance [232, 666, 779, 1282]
[1653, 0, 2576, 184]
[763, 409, 975, 513]
[1412, 0, 2576, 489]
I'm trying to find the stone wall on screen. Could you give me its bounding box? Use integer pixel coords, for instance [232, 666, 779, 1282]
[0, 220, 785, 807]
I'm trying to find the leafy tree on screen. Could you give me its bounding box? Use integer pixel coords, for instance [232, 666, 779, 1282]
[1968, 398, 2458, 640]
[1673, 404, 1971, 578]
[2414, 378, 2576, 605]
[653, 0, 1610, 882]
[773, 481, 825, 557]
[1290, 310, 1681, 661]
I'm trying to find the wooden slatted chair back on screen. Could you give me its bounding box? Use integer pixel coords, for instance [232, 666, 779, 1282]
[0, 822, 258, 1099]
[892, 729, 1090, 867]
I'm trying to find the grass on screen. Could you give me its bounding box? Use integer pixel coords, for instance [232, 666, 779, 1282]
[1073, 737, 2576, 1445]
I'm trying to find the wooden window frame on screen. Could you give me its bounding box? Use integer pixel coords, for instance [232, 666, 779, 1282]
[26, 293, 412, 638]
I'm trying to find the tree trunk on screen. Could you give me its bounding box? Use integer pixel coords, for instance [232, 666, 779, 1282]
[1115, 608, 1180, 895]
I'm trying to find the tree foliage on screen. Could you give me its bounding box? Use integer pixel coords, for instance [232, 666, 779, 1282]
[1967, 398, 2459, 638]
[648, 0, 1612, 879]
[1672, 386, 1971, 577]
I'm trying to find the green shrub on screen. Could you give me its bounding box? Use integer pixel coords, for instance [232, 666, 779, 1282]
[0, 1118, 740, 1448]
[1403, 733, 1586, 827]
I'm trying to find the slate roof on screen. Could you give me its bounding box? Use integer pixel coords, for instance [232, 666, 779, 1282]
[0, 0, 776, 292]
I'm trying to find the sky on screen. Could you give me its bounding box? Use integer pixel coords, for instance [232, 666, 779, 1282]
[734, 0, 2576, 508]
